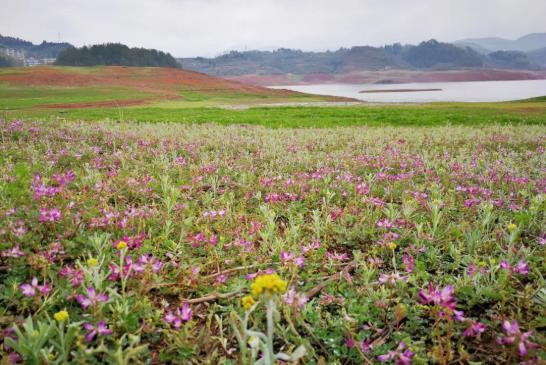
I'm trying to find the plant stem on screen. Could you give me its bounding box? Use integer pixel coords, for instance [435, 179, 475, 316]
[266, 297, 275, 364]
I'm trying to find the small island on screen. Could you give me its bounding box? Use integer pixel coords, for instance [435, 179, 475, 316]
[359, 88, 443, 93]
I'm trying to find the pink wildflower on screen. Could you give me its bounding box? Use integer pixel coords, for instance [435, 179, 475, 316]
[83, 321, 112, 342]
[402, 254, 414, 273]
[378, 272, 408, 286]
[463, 321, 487, 337]
[19, 277, 51, 297]
[38, 207, 62, 223]
[496, 320, 539, 357]
[418, 284, 457, 310]
[283, 288, 308, 309]
[59, 266, 84, 287]
[75, 287, 109, 309]
[164, 304, 192, 328]
[1, 245, 25, 258]
[378, 341, 414, 365]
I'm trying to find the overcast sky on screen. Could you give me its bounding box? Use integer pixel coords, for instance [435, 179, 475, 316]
[1, 0, 545, 57]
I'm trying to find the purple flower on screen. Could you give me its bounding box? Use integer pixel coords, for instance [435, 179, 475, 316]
[361, 339, 373, 353]
[164, 304, 192, 329]
[378, 272, 408, 286]
[356, 182, 369, 195]
[280, 251, 305, 267]
[19, 277, 51, 297]
[136, 254, 164, 273]
[496, 320, 539, 357]
[418, 284, 457, 310]
[513, 260, 529, 275]
[402, 254, 414, 273]
[326, 251, 349, 262]
[463, 321, 487, 337]
[453, 310, 466, 322]
[75, 287, 109, 309]
[38, 207, 62, 223]
[216, 274, 228, 283]
[59, 265, 84, 287]
[282, 287, 308, 309]
[1, 245, 25, 258]
[500, 260, 529, 276]
[467, 264, 487, 276]
[378, 341, 414, 365]
[83, 321, 112, 342]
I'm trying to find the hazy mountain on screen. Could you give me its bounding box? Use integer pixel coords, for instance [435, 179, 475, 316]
[456, 33, 546, 52]
[179, 40, 490, 76]
[527, 47, 546, 67]
[486, 51, 536, 70]
[178, 39, 544, 76]
[0, 34, 72, 58]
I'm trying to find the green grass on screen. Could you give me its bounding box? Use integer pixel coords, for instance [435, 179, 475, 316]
[6, 102, 546, 128]
[0, 84, 153, 109]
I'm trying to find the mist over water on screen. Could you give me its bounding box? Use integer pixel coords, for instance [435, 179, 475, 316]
[271, 79, 546, 102]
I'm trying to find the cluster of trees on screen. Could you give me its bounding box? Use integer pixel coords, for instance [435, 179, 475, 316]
[0, 53, 19, 67]
[55, 43, 178, 68]
[403, 40, 482, 68]
[487, 50, 535, 69]
[0, 35, 72, 58]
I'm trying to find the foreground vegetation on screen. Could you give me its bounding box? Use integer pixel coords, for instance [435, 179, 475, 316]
[1, 119, 544, 364]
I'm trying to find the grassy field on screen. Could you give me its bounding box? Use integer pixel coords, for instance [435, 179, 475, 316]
[2, 66, 546, 127]
[0, 66, 338, 112]
[6, 101, 546, 127]
[1, 120, 544, 364]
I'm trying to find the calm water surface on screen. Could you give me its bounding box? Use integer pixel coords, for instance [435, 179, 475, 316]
[270, 79, 546, 103]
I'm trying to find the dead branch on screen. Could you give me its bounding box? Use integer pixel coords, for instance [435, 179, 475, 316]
[305, 260, 356, 299]
[181, 289, 243, 304]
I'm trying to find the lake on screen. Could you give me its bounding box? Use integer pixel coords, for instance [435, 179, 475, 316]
[270, 79, 546, 103]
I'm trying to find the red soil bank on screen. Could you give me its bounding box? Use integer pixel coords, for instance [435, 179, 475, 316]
[0, 66, 304, 108]
[228, 69, 546, 86]
[0, 66, 297, 96]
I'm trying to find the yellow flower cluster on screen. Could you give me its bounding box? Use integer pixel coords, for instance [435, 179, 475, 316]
[250, 273, 287, 297]
[54, 310, 70, 322]
[507, 223, 517, 232]
[116, 241, 128, 250]
[241, 295, 256, 310]
[87, 258, 98, 267]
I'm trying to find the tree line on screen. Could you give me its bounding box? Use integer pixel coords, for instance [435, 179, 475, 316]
[55, 43, 178, 68]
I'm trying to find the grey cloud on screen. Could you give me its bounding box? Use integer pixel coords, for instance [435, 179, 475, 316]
[0, 0, 545, 57]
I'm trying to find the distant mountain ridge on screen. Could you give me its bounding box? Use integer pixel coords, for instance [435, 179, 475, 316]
[179, 37, 545, 77]
[455, 33, 546, 52]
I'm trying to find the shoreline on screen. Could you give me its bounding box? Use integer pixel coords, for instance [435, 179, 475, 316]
[360, 88, 442, 93]
[227, 69, 546, 87]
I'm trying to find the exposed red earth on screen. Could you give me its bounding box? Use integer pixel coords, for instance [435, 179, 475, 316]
[227, 69, 546, 86]
[1, 66, 333, 109]
[0, 66, 293, 95]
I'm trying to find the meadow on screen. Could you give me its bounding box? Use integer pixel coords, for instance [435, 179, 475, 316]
[1, 119, 545, 364]
[2, 66, 546, 128]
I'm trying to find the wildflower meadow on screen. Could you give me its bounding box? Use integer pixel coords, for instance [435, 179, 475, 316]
[0, 119, 544, 364]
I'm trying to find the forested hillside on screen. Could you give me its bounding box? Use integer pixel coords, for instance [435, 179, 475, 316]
[55, 43, 178, 67]
[179, 39, 542, 76]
